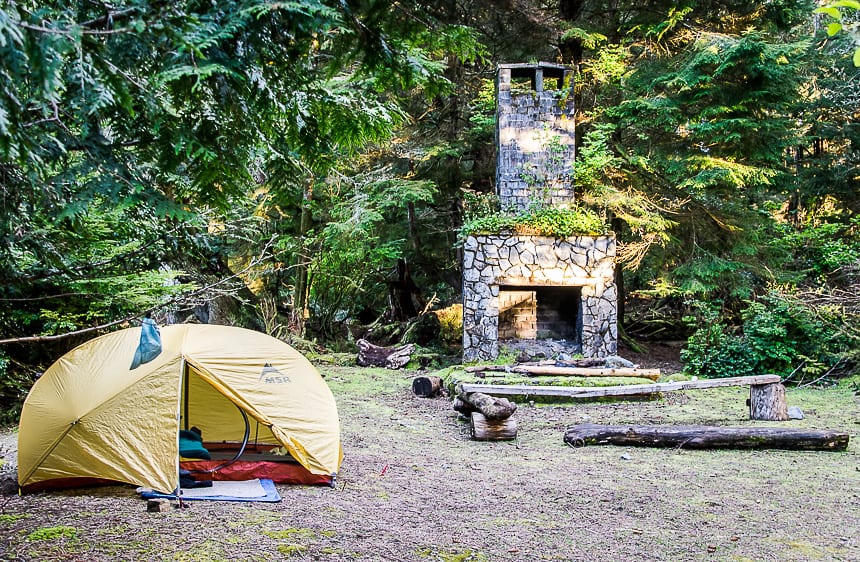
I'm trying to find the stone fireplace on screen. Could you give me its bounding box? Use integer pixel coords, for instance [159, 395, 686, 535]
[462, 63, 618, 362]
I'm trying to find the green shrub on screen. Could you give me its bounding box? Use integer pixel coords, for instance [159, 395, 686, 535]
[434, 304, 463, 346]
[682, 292, 853, 380]
[681, 308, 756, 378]
[460, 206, 606, 238]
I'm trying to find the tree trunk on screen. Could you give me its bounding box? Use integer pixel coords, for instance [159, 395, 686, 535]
[290, 181, 314, 336]
[389, 258, 422, 320]
[471, 412, 518, 441]
[407, 201, 419, 254]
[412, 375, 443, 398]
[563, 424, 849, 451]
[749, 382, 789, 421]
[455, 384, 517, 420]
[356, 339, 414, 369]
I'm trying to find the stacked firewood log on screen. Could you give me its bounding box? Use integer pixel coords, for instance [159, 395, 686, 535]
[453, 384, 518, 440]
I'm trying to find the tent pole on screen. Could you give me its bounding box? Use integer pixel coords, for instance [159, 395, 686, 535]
[182, 360, 189, 431]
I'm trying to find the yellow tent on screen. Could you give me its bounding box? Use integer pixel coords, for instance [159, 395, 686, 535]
[17, 324, 342, 493]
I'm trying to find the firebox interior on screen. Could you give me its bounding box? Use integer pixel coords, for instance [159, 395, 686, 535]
[498, 286, 582, 347]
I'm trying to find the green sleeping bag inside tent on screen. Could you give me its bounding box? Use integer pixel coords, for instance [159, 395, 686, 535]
[179, 430, 210, 460]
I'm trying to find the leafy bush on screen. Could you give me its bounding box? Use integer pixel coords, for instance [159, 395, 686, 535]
[682, 292, 853, 380]
[434, 304, 463, 346]
[777, 219, 860, 275]
[680, 306, 756, 378]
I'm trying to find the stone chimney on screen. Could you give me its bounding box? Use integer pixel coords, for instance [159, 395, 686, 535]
[462, 62, 618, 362]
[496, 62, 575, 212]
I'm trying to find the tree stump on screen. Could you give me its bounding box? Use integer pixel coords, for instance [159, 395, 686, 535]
[470, 412, 517, 441]
[749, 382, 789, 421]
[412, 375, 443, 398]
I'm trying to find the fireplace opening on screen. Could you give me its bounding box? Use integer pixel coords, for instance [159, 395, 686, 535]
[498, 286, 582, 348]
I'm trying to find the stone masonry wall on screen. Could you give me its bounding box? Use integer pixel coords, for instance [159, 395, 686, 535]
[463, 234, 617, 362]
[496, 67, 575, 212]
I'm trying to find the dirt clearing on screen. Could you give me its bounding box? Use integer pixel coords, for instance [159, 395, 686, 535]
[1, 353, 858, 561]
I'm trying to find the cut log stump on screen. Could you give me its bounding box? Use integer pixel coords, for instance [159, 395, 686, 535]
[147, 499, 171, 512]
[471, 412, 517, 441]
[749, 382, 789, 421]
[563, 424, 849, 451]
[356, 339, 414, 369]
[412, 376, 443, 398]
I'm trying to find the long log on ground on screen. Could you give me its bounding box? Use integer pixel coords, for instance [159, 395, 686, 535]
[465, 365, 659, 380]
[563, 424, 849, 451]
[459, 374, 782, 399]
[356, 339, 414, 369]
[455, 384, 517, 420]
[471, 412, 518, 441]
[513, 366, 660, 380]
[465, 365, 516, 373]
[465, 357, 609, 372]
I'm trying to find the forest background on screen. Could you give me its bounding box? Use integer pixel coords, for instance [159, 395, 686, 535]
[0, 0, 858, 423]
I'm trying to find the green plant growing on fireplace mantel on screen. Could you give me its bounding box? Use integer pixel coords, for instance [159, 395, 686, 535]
[459, 206, 607, 239]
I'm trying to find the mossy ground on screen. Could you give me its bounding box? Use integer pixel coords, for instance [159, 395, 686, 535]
[1, 355, 858, 561]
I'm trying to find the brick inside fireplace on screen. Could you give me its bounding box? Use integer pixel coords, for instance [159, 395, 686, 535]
[499, 286, 582, 344]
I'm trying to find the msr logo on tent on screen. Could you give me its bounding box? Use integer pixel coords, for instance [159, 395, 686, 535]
[259, 363, 291, 384]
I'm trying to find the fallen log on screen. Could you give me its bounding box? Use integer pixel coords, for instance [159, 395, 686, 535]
[471, 412, 517, 441]
[464, 365, 514, 373]
[465, 357, 607, 372]
[459, 374, 782, 399]
[465, 365, 658, 380]
[455, 384, 517, 420]
[412, 375, 443, 398]
[512, 366, 660, 380]
[356, 339, 414, 369]
[563, 424, 849, 451]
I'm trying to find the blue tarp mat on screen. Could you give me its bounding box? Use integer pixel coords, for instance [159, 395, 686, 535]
[139, 478, 281, 503]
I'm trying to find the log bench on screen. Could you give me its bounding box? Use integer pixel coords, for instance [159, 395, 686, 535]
[453, 384, 518, 440]
[458, 374, 791, 421]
